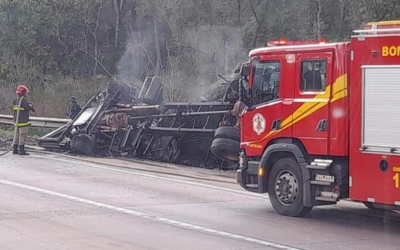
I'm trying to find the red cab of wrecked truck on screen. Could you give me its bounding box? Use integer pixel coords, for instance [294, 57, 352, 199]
[235, 20, 400, 217]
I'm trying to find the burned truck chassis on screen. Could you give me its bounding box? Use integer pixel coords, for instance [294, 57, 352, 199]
[38, 78, 237, 169]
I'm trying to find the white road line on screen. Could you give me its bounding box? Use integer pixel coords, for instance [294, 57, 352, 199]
[0, 178, 301, 250]
[31, 155, 268, 199]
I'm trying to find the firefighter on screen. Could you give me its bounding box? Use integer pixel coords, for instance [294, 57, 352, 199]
[67, 96, 81, 119]
[262, 65, 274, 91]
[303, 62, 322, 90]
[269, 65, 281, 97]
[12, 85, 35, 155]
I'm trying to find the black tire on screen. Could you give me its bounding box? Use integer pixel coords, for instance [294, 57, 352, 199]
[70, 133, 96, 155]
[214, 126, 240, 141]
[210, 138, 240, 162]
[363, 202, 383, 210]
[267, 158, 312, 217]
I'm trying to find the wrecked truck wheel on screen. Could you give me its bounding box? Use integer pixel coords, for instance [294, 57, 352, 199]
[214, 126, 240, 141]
[70, 134, 96, 155]
[268, 158, 312, 217]
[210, 138, 240, 162]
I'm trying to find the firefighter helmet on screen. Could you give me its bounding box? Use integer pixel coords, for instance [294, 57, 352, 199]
[16, 85, 29, 95]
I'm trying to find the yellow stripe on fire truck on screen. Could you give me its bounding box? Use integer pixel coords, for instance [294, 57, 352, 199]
[244, 74, 348, 145]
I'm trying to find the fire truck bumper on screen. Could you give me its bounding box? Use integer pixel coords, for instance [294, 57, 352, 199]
[236, 160, 261, 193]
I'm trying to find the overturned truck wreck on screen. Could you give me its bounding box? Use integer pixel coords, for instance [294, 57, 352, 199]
[39, 74, 244, 169]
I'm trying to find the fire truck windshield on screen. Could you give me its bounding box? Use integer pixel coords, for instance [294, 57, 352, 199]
[251, 60, 281, 105]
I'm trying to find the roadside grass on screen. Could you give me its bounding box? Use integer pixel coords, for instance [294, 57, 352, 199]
[0, 125, 15, 139]
[0, 76, 109, 145]
[0, 125, 52, 143]
[0, 76, 109, 118]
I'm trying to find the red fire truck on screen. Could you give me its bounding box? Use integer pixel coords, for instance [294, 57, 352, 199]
[232, 20, 400, 217]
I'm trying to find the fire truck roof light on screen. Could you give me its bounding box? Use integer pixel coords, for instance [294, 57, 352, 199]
[278, 37, 287, 44]
[319, 38, 327, 44]
[267, 38, 328, 47]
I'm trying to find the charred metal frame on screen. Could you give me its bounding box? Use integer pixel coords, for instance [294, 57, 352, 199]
[39, 79, 237, 169]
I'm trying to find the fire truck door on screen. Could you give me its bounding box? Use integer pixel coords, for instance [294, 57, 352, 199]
[240, 55, 285, 156]
[292, 52, 333, 155]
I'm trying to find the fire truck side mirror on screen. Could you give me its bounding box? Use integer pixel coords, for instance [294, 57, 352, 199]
[239, 78, 251, 106]
[240, 63, 250, 77]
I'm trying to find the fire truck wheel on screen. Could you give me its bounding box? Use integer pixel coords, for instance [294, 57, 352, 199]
[363, 202, 383, 210]
[268, 158, 312, 217]
[214, 126, 240, 141]
[210, 138, 240, 162]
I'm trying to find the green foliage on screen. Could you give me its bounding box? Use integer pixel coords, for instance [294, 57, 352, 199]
[0, 126, 15, 139]
[0, 76, 109, 118]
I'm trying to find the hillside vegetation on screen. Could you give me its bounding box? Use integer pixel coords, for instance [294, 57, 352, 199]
[0, 0, 399, 117]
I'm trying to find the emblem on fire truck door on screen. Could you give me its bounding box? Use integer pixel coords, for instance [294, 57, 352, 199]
[286, 54, 295, 64]
[252, 113, 266, 135]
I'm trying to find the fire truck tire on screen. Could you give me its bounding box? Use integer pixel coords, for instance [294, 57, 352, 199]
[267, 158, 312, 217]
[210, 138, 240, 162]
[363, 202, 383, 210]
[214, 126, 240, 141]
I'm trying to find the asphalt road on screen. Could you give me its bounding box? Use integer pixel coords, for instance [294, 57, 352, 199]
[0, 153, 399, 250]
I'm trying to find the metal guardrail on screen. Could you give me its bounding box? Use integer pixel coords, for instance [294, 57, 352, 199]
[0, 114, 69, 128]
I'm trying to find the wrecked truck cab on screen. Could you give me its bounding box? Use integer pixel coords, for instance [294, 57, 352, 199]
[38, 89, 119, 154]
[72, 93, 105, 128]
[72, 108, 96, 127]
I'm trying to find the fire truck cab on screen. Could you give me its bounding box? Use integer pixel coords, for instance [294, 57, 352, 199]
[236, 20, 400, 217]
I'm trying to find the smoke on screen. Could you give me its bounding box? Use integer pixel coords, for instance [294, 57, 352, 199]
[183, 24, 246, 75]
[179, 24, 247, 101]
[116, 42, 145, 87]
[115, 20, 247, 102]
